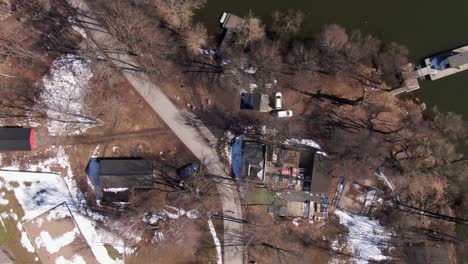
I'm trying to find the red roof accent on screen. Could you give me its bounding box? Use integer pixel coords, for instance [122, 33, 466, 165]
[29, 129, 35, 150]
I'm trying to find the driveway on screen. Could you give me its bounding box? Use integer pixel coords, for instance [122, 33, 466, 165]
[66, 1, 244, 263]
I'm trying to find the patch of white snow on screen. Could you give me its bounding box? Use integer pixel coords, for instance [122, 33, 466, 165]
[334, 209, 391, 263]
[208, 218, 222, 264]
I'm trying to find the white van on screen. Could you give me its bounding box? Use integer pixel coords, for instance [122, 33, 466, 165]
[274, 92, 282, 110]
[274, 110, 293, 118]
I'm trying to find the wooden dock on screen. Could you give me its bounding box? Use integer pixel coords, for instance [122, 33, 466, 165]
[218, 12, 245, 51]
[390, 63, 422, 96]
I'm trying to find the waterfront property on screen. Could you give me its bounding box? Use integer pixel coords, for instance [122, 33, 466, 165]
[218, 12, 245, 51]
[424, 44, 468, 80]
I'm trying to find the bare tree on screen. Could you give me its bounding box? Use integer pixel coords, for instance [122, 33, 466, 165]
[154, 0, 206, 30]
[183, 23, 208, 56]
[234, 11, 266, 49]
[271, 9, 304, 39]
[316, 24, 348, 54]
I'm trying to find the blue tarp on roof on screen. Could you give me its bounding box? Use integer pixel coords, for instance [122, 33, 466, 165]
[231, 135, 244, 179]
[429, 51, 455, 70]
[86, 158, 101, 199]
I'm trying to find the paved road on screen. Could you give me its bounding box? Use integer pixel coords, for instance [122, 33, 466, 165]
[67, 1, 244, 263]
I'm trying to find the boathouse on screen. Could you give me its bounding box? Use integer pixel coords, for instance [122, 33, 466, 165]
[0, 127, 35, 151]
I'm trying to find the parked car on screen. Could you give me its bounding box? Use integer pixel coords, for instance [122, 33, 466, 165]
[273, 110, 293, 118]
[274, 92, 282, 110]
[176, 163, 198, 177]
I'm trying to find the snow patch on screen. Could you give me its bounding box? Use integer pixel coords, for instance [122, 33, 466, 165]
[41, 54, 94, 136]
[0, 171, 124, 263]
[334, 209, 391, 263]
[208, 218, 222, 264]
[374, 172, 395, 192]
[35, 228, 80, 254]
[91, 145, 101, 158]
[285, 138, 322, 150]
[55, 254, 86, 264]
[103, 188, 128, 193]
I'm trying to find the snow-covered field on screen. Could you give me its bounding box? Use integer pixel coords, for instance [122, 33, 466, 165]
[40, 54, 94, 136]
[333, 209, 392, 263]
[0, 171, 124, 264]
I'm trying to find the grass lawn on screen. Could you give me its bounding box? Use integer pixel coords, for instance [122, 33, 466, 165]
[0, 189, 39, 263]
[247, 187, 278, 205]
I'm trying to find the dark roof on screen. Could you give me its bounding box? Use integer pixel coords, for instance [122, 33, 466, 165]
[405, 243, 450, 264]
[299, 150, 314, 192]
[0, 127, 34, 151]
[447, 52, 468, 67]
[242, 141, 267, 180]
[99, 159, 154, 189]
[102, 189, 131, 203]
[240, 93, 270, 112]
[310, 155, 332, 195]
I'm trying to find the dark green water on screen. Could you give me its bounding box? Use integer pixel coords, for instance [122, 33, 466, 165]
[195, 0, 468, 120]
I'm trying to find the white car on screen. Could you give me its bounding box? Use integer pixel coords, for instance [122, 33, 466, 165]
[274, 110, 293, 118]
[274, 92, 282, 110]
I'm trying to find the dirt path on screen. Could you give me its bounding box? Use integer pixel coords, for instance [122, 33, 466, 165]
[66, 1, 244, 263]
[46, 128, 171, 145]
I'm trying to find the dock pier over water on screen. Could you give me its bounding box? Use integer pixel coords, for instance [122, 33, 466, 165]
[391, 44, 468, 95]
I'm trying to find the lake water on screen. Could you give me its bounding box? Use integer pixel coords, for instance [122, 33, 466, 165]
[195, 0, 468, 122]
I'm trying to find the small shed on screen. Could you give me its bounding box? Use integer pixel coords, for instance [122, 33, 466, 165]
[86, 158, 155, 204]
[0, 127, 35, 151]
[220, 12, 245, 31]
[240, 93, 270, 112]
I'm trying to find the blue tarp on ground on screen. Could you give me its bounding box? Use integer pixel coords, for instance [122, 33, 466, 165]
[231, 135, 244, 180]
[86, 158, 101, 198]
[240, 93, 254, 110]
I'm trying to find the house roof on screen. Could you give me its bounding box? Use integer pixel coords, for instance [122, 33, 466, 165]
[240, 93, 270, 112]
[299, 150, 314, 192]
[99, 159, 154, 189]
[221, 13, 244, 31]
[310, 155, 332, 195]
[242, 141, 267, 180]
[252, 94, 270, 112]
[0, 127, 34, 151]
[447, 52, 468, 67]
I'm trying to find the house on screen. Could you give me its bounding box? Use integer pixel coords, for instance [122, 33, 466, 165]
[86, 158, 155, 206]
[405, 242, 452, 264]
[0, 127, 35, 151]
[240, 93, 271, 112]
[231, 136, 267, 180]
